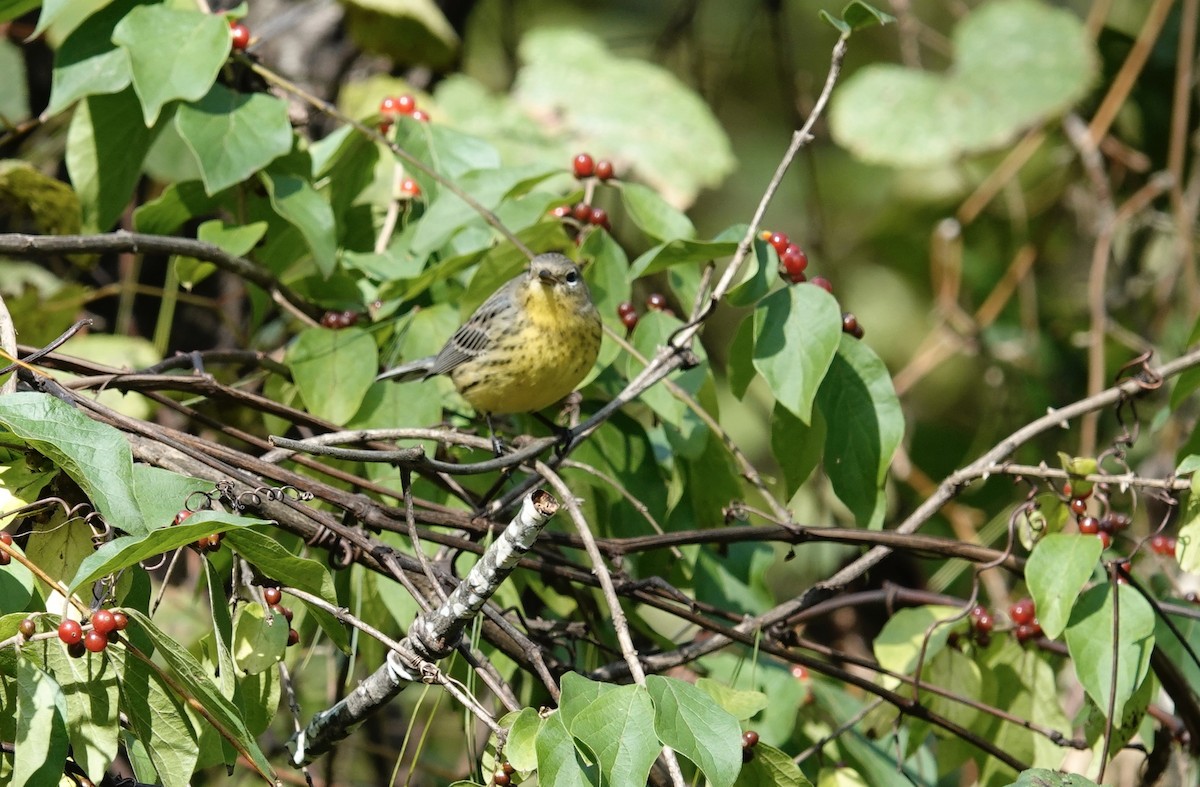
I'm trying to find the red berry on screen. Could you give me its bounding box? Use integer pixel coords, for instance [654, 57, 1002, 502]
[791, 664, 809, 680]
[842, 312, 864, 339]
[205, 533, 222, 551]
[173, 510, 193, 525]
[1150, 534, 1177, 556]
[1015, 623, 1040, 643]
[646, 293, 668, 311]
[973, 612, 994, 634]
[781, 244, 808, 274]
[400, 178, 420, 197]
[595, 160, 615, 181]
[1069, 498, 1088, 516]
[502, 763, 515, 775]
[68, 641, 86, 658]
[970, 605, 988, 620]
[0, 551, 8, 566]
[572, 202, 592, 223]
[617, 301, 636, 318]
[1098, 531, 1112, 549]
[1009, 598, 1035, 625]
[809, 276, 833, 293]
[112, 611, 128, 631]
[493, 771, 511, 786]
[551, 205, 571, 218]
[264, 586, 282, 605]
[742, 730, 760, 748]
[340, 311, 360, 327]
[573, 153, 595, 178]
[18, 618, 35, 639]
[620, 310, 638, 330]
[84, 630, 107, 653]
[390, 94, 417, 115]
[589, 207, 609, 228]
[379, 96, 401, 115]
[229, 22, 251, 51]
[1078, 516, 1100, 535]
[91, 609, 117, 635]
[411, 109, 429, 122]
[58, 619, 83, 646]
[769, 232, 790, 254]
[0, 531, 11, 545]
[272, 604, 294, 623]
[378, 118, 393, 134]
[287, 628, 300, 647]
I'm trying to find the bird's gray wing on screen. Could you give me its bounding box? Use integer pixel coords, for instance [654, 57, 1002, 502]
[424, 280, 517, 377]
[376, 356, 436, 382]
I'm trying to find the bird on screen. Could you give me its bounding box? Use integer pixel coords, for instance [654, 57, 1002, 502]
[378, 252, 602, 446]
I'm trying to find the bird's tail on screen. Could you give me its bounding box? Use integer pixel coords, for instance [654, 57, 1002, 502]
[376, 357, 435, 383]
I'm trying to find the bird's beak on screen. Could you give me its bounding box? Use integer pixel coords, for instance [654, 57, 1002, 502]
[537, 268, 556, 284]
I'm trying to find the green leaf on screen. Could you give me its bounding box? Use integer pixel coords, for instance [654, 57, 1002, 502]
[627, 310, 709, 457]
[873, 605, 960, 675]
[66, 88, 161, 232]
[130, 464, 213, 532]
[727, 314, 755, 400]
[132, 180, 221, 235]
[39, 629, 120, 781]
[14, 656, 69, 786]
[820, 1, 895, 36]
[816, 336, 903, 528]
[514, 28, 734, 206]
[753, 285, 841, 423]
[1025, 533, 1102, 639]
[343, 0, 459, 69]
[570, 684, 659, 786]
[70, 511, 265, 591]
[260, 167, 338, 277]
[232, 601, 289, 674]
[619, 182, 696, 242]
[628, 235, 739, 280]
[646, 675, 741, 787]
[46, 0, 139, 115]
[734, 742, 812, 786]
[695, 678, 769, 721]
[1064, 583, 1154, 721]
[287, 326, 378, 424]
[111, 646, 199, 787]
[534, 711, 595, 786]
[25, 509, 94, 606]
[175, 84, 294, 195]
[771, 402, 825, 498]
[1176, 475, 1200, 572]
[980, 638, 1073, 779]
[0, 0, 41, 25]
[123, 610, 274, 779]
[0, 392, 144, 533]
[1008, 768, 1099, 786]
[111, 5, 231, 126]
[175, 219, 268, 289]
[501, 708, 542, 772]
[830, 0, 1096, 167]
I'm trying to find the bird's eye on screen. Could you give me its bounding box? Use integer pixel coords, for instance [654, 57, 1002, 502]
[565, 269, 579, 284]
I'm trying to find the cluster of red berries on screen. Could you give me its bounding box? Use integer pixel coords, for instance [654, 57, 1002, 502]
[572, 153, 616, 182]
[741, 729, 760, 763]
[492, 762, 516, 785]
[1066, 486, 1130, 549]
[0, 530, 12, 566]
[1150, 533, 1178, 557]
[1009, 597, 1042, 643]
[967, 604, 994, 646]
[552, 202, 609, 229]
[759, 229, 861, 338]
[616, 293, 670, 331]
[399, 177, 421, 198]
[263, 586, 300, 647]
[378, 94, 429, 133]
[320, 310, 363, 329]
[229, 19, 251, 51]
[57, 608, 129, 657]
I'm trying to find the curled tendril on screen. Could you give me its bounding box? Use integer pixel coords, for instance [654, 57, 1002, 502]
[306, 525, 360, 569]
[84, 511, 112, 548]
[184, 490, 217, 512]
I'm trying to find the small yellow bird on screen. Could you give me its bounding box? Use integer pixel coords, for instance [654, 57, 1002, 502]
[378, 252, 602, 423]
